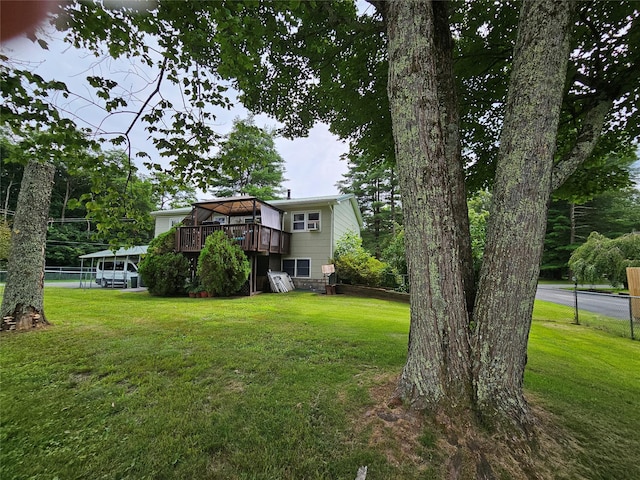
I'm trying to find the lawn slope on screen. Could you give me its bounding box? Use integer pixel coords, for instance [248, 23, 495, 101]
[0, 289, 637, 479]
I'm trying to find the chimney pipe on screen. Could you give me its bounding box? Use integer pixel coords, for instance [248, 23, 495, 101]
[287, 189, 291, 200]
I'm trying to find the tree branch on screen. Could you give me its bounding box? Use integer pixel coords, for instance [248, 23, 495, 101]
[125, 56, 168, 137]
[551, 97, 613, 192]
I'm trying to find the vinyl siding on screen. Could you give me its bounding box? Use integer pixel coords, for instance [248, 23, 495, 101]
[333, 200, 361, 248]
[154, 215, 188, 237]
[282, 205, 333, 280]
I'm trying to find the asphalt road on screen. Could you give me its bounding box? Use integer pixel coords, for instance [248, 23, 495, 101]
[536, 284, 631, 320]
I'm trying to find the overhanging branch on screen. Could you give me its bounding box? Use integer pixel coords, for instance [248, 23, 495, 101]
[551, 97, 613, 192]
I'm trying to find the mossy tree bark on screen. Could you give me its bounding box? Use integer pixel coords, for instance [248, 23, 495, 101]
[385, 0, 574, 431]
[386, 0, 473, 412]
[472, 0, 574, 430]
[1, 160, 55, 331]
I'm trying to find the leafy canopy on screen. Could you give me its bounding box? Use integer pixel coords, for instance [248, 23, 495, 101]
[569, 232, 640, 287]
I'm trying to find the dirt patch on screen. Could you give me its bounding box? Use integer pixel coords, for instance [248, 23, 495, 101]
[355, 376, 585, 479]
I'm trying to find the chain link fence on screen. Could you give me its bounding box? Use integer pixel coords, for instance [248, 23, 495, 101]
[575, 291, 638, 340]
[0, 268, 98, 296]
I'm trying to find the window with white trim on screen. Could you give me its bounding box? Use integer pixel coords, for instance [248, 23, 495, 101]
[292, 211, 321, 232]
[282, 258, 311, 278]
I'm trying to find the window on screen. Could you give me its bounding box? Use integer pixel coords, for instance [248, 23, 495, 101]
[291, 212, 321, 232]
[282, 259, 311, 278]
[293, 213, 305, 231]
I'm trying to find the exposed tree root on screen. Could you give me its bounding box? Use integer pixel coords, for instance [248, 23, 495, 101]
[356, 375, 585, 480]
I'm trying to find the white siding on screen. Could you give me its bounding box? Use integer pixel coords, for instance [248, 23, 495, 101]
[152, 210, 190, 237]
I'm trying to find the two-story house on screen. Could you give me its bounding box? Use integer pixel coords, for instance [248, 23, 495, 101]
[151, 194, 362, 294]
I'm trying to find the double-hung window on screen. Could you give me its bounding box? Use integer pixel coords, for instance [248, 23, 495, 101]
[283, 259, 311, 278]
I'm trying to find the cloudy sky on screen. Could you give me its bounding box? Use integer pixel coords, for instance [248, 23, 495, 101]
[2, 27, 350, 200]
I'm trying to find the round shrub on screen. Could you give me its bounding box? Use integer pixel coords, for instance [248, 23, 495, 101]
[334, 231, 389, 287]
[197, 231, 251, 297]
[138, 251, 191, 296]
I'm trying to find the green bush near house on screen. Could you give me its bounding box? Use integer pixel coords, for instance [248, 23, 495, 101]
[334, 231, 393, 287]
[197, 230, 250, 296]
[138, 226, 191, 296]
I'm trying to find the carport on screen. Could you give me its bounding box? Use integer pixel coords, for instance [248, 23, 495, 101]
[78, 246, 148, 288]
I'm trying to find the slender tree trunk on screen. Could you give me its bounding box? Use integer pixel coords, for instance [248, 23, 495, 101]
[1, 160, 55, 331]
[472, 0, 574, 430]
[3, 179, 13, 223]
[390, 168, 396, 236]
[569, 202, 576, 245]
[386, 0, 472, 410]
[61, 177, 71, 223]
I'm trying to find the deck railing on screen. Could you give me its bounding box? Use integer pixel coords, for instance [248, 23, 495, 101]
[176, 224, 291, 255]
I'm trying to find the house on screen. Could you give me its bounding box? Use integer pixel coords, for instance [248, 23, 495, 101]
[151, 194, 363, 294]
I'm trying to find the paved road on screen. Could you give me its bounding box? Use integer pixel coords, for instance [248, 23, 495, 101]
[536, 284, 631, 320]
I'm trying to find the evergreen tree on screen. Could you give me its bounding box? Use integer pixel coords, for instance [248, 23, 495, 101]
[206, 118, 286, 199]
[337, 158, 401, 257]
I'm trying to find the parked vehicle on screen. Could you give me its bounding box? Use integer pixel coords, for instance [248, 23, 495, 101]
[95, 259, 139, 288]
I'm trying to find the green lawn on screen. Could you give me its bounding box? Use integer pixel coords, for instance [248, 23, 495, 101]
[1, 289, 638, 479]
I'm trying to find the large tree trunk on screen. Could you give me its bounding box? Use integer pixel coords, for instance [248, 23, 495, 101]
[472, 0, 574, 430]
[1, 160, 55, 331]
[386, 0, 472, 411]
[432, 1, 475, 314]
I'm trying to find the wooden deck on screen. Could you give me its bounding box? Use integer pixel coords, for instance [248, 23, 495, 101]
[176, 224, 291, 255]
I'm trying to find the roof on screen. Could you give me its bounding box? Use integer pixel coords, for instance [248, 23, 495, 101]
[150, 207, 191, 217]
[192, 196, 284, 216]
[150, 194, 363, 227]
[79, 245, 148, 259]
[271, 194, 363, 227]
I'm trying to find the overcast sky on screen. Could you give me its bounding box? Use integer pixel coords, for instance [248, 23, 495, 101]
[2, 28, 350, 200]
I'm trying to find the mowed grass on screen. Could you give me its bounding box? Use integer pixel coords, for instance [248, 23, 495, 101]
[0, 289, 638, 479]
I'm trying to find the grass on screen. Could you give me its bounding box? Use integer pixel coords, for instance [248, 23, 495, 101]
[1, 289, 639, 479]
[528, 303, 640, 479]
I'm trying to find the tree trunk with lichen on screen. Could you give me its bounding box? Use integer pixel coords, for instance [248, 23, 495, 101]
[1, 160, 55, 331]
[385, 0, 574, 434]
[386, 0, 473, 413]
[472, 0, 574, 431]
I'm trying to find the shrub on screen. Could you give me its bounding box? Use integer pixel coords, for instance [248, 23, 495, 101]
[138, 226, 191, 296]
[139, 252, 191, 296]
[147, 225, 179, 255]
[197, 231, 251, 297]
[382, 227, 407, 276]
[334, 231, 389, 287]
